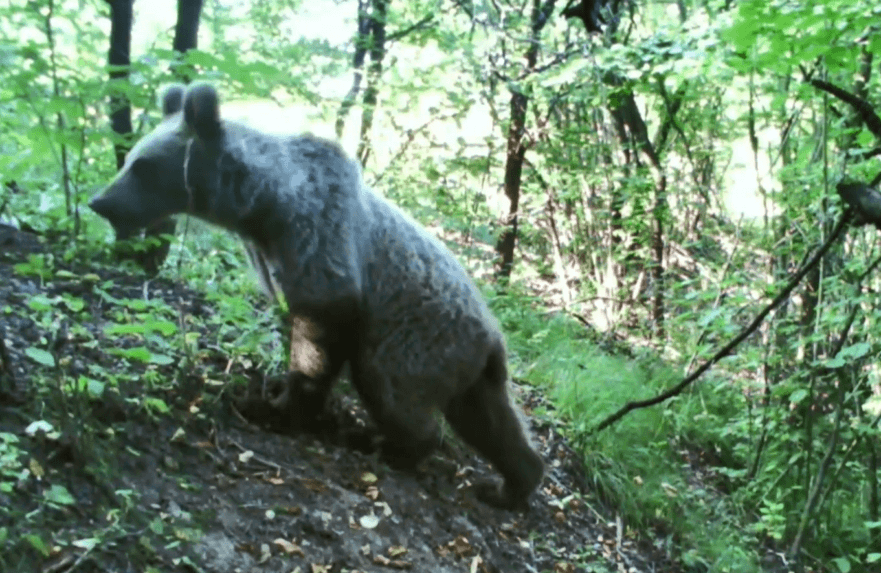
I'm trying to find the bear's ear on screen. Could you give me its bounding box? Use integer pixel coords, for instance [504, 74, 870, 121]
[162, 84, 185, 116]
[183, 82, 222, 140]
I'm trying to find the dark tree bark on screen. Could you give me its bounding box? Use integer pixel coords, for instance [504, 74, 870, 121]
[106, 0, 133, 171]
[561, 0, 606, 33]
[172, 0, 204, 83]
[140, 0, 204, 274]
[495, 90, 528, 278]
[494, 0, 556, 279]
[336, 0, 371, 139]
[338, 1, 433, 151]
[356, 0, 388, 166]
[105, 0, 204, 275]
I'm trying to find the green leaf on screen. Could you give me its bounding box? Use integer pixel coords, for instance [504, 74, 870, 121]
[789, 389, 808, 404]
[78, 376, 105, 398]
[832, 557, 851, 573]
[840, 342, 870, 360]
[27, 295, 55, 311]
[105, 320, 177, 337]
[62, 296, 85, 312]
[111, 347, 152, 363]
[71, 538, 100, 550]
[25, 347, 55, 367]
[148, 518, 164, 535]
[867, 553, 880, 564]
[24, 534, 50, 556]
[149, 354, 174, 366]
[144, 398, 170, 414]
[44, 484, 75, 506]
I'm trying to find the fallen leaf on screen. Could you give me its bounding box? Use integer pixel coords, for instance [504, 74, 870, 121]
[258, 543, 271, 563]
[273, 538, 305, 557]
[388, 545, 407, 557]
[71, 538, 99, 550]
[661, 482, 679, 497]
[359, 513, 380, 529]
[438, 535, 474, 558]
[376, 501, 392, 516]
[29, 459, 44, 479]
[373, 555, 412, 569]
[302, 478, 328, 493]
[546, 483, 565, 496]
[170, 427, 186, 442]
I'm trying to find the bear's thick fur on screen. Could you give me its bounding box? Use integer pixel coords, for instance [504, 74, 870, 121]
[90, 83, 544, 509]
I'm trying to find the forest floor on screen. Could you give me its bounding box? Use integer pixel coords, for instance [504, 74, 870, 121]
[0, 223, 680, 573]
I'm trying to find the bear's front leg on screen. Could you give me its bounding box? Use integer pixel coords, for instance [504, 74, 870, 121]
[274, 314, 344, 429]
[235, 314, 345, 433]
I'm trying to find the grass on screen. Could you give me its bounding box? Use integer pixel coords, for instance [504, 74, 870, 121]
[489, 291, 763, 572]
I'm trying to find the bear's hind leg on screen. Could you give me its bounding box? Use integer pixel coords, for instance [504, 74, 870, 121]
[444, 352, 544, 510]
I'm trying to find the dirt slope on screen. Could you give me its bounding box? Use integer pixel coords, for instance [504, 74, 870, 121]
[0, 224, 675, 573]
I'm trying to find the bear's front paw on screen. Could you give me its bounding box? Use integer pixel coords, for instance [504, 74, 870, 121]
[473, 480, 531, 512]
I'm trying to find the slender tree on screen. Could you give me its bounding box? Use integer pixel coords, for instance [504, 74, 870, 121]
[105, 0, 204, 274]
[494, 0, 556, 279]
[106, 0, 133, 171]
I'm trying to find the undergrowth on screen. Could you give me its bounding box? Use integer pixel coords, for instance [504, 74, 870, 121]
[490, 290, 764, 572]
[5, 220, 771, 571]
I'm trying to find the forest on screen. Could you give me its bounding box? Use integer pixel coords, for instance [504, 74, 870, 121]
[1, 0, 880, 572]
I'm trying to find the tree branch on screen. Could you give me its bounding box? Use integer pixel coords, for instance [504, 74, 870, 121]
[592, 209, 854, 433]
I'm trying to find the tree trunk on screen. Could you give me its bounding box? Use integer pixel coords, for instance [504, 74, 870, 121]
[356, 0, 388, 166]
[172, 0, 204, 82]
[336, 0, 370, 139]
[494, 0, 556, 279]
[135, 0, 204, 275]
[495, 90, 527, 278]
[106, 0, 133, 171]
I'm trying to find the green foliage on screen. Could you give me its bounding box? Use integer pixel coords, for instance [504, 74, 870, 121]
[497, 296, 762, 570]
[6, 0, 881, 570]
[0, 433, 24, 495]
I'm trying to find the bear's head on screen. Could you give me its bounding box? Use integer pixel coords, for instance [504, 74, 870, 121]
[90, 82, 222, 240]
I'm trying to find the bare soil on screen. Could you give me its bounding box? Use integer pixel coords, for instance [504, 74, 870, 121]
[0, 223, 678, 573]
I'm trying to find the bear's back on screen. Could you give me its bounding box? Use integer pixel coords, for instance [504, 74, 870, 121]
[358, 189, 500, 346]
